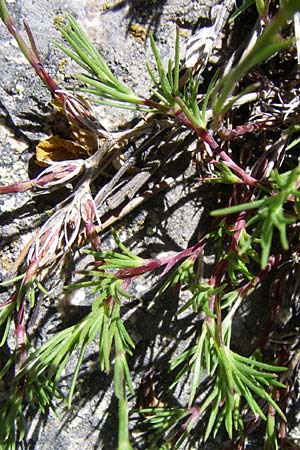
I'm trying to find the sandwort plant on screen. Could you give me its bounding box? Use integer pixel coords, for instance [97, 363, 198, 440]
[0, 0, 300, 449]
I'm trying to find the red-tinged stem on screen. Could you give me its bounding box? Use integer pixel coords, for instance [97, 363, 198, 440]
[116, 238, 206, 279]
[0, 179, 35, 194]
[170, 406, 201, 447]
[157, 100, 258, 186]
[0, 291, 18, 307]
[33, 63, 61, 95]
[218, 118, 278, 141]
[197, 128, 258, 186]
[2, 5, 100, 134]
[252, 253, 284, 351]
[23, 19, 40, 60]
[145, 80, 258, 187]
[142, 97, 172, 113]
[173, 109, 198, 130]
[3, 14, 60, 94]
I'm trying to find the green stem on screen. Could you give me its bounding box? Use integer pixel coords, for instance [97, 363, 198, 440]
[118, 397, 133, 450]
[211, 199, 265, 216]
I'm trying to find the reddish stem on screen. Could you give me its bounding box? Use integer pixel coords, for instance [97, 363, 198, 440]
[0, 291, 18, 307]
[116, 238, 206, 279]
[170, 406, 201, 447]
[218, 118, 278, 141]
[5, 16, 60, 94]
[197, 129, 258, 186]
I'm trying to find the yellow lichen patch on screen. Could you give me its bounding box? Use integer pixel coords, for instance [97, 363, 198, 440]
[58, 58, 68, 73]
[130, 23, 147, 43]
[0, 251, 13, 272]
[102, 2, 111, 10]
[179, 29, 190, 38]
[53, 16, 66, 28]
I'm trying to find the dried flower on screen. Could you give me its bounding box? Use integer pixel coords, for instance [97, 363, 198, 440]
[80, 193, 101, 249]
[0, 160, 85, 195]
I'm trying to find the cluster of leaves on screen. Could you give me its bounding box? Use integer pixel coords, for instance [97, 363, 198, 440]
[0, 0, 300, 449]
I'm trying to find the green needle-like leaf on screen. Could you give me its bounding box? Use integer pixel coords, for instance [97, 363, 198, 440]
[149, 33, 173, 104]
[213, 0, 300, 119]
[173, 27, 180, 94]
[204, 386, 222, 440]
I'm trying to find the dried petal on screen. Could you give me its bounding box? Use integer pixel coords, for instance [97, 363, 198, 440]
[80, 193, 101, 249]
[64, 204, 81, 248]
[69, 127, 99, 155]
[36, 135, 91, 166]
[27, 210, 65, 268]
[80, 193, 99, 224]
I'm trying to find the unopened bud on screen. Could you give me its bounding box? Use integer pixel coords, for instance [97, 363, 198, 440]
[64, 205, 81, 248]
[35, 160, 84, 189]
[54, 89, 108, 136]
[80, 194, 101, 249]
